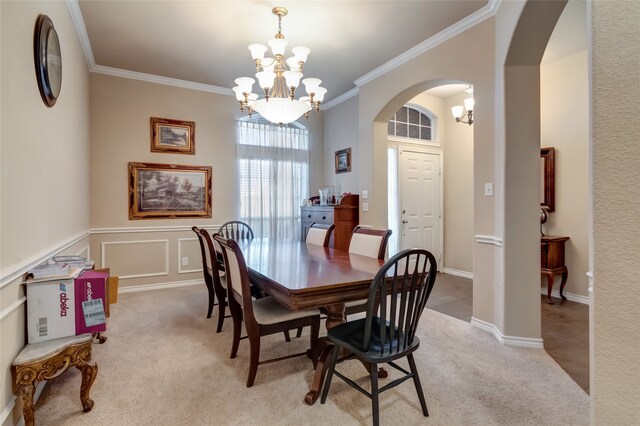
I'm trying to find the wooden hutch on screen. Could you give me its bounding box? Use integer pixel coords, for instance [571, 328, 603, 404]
[301, 194, 359, 250]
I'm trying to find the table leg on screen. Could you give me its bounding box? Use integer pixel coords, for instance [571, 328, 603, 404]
[76, 361, 97, 412]
[546, 273, 554, 304]
[18, 383, 35, 426]
[304, 303, 344, 405]
[559, 269, 568, 301]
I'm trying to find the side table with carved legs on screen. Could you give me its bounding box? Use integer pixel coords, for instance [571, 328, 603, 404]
[12, 334, 98, 426]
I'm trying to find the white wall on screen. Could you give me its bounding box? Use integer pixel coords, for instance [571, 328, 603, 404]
[0, 2, 91, 424]
[540, 50, 590, 298]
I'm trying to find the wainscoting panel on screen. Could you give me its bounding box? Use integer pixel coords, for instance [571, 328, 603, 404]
[177, 238, 203, 274]
[101, 239, 169, 280]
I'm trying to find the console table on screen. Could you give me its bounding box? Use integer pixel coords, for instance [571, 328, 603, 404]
[13, 333, 97, 425]
[541, 235, 569, 304]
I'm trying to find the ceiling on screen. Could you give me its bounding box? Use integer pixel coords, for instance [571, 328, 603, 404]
[76, 1, 586, 104]
[77, 1, 489, 103]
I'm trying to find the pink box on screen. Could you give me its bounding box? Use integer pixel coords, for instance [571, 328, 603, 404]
[74, 270, 108, 334]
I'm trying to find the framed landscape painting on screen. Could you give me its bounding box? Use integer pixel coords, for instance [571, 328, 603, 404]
[128, 162, 212, 219]
[150, 117, 195, 154]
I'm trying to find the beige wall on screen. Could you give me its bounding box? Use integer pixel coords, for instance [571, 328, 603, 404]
[442, 92, 474, 275]
[591, 1, 640, 422]
[540, 50, 590, 298]
[89, 73, 324, 289]
[0, 1, 90, 423]
[354, 19, 497, 327]
[323, 95, 359, 195]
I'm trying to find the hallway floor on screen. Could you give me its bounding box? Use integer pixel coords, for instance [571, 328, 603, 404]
[426, 273, 589, 393]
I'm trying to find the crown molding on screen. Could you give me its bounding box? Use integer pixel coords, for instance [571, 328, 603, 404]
[321, 87, 359, 110]
[354, 0, 501, 88]
[66, 0, 232, 96]
[91, 65, 233, 95]
[67, 0, 95, 68]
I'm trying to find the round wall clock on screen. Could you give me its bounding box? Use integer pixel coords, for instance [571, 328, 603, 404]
[34, 15, 62, 107]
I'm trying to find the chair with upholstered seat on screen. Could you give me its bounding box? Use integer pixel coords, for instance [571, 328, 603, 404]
[345, 226, 392, 317]
[198, 228, 232, 333]
[219, 220, 254, 240]
[321, 248, 438, 426]
[192, 226, 218, 319]
[305, 222, 335, 247]
[214, 234, 321, 387]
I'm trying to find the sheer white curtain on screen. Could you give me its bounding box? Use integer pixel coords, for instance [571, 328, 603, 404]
[237, 121, 309, 239]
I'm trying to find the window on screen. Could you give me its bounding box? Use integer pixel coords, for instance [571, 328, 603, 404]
[237, 121, 309, 239]
[388, 105, 434, 142]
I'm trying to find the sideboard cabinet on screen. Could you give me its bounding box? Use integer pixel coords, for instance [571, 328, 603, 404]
[301, 194, 359, 250]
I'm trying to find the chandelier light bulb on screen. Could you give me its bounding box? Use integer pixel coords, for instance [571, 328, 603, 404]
[256, 71, 276, 90]
[232, 86, 245, 101]
[302, 78, 321, 95]
[248, 43, 268, 61]
[283, 70, 303, 89]
[314, 87, 327, 103]
[286, 57, 300, 71]
[234, 77, 255, 94]
[292, 46, 310, 63]
[268, 38, 288, 56]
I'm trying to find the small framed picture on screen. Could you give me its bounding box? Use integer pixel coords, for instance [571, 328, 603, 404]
[150, 117, 195, 155]
[335, 148, 352, 174]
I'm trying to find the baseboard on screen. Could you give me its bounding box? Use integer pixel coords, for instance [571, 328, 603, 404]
[0, 396, 16, 425]
[118, 279, 203, 294]
[540, 287, 590, 305]
[442, 268, 473, 280]
[471, 317, 544, 349]
[2, 381, 47, 426]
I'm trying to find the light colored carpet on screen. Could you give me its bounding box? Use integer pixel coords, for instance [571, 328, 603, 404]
[33, 285, 589, 425]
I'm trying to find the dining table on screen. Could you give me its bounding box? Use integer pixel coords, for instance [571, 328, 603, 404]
[236, 237, 385, 405]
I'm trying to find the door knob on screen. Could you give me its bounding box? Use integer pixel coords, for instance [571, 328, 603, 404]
[402, 209, 406, 214]
[402, 219, 408, 224]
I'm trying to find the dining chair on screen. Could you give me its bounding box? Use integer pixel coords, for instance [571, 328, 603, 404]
[305, 222, 335, 247]
[219, 220, 254, 240]
[320, 248, 438, 426]
[192, 226, 217, 319]
[345, 226, 392, 317]
[198, 228, 233, 333]
[213, 234, 321, 387]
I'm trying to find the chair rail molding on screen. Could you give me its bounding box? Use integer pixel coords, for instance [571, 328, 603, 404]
[91, 225, 220, 234]
[474, 234, 503, 247]
[0, 230, 90, 289]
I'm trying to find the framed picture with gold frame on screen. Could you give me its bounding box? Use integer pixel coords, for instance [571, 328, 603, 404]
[335, 148, 351, 174]
[150, 117, 195, 154]
[128, 162, 211, 219]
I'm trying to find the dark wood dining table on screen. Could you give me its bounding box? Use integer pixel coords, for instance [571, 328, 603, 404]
[236, 238, 384, 405]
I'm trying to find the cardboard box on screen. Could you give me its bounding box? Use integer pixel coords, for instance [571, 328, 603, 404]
[74, 270, 108, 334]
[95, 268, 119, 317]
[26, 269, 82, 343]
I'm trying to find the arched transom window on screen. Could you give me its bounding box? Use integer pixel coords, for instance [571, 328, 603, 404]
[388, 105, 433, 141]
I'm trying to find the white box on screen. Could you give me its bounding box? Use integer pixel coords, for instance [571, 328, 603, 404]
[26, 269, 81, 343]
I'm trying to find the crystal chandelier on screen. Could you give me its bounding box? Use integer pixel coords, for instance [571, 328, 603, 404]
[233, 7, 326, 125]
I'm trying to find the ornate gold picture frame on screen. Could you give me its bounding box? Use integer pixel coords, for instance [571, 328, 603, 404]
[150, 117, 195, 155]
[128, 162, 211, 219]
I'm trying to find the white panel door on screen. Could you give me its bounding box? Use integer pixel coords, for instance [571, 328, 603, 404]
[399, 149, 441, 266]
